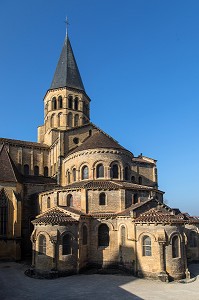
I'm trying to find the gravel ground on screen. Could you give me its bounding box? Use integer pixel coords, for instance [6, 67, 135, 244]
[0, 261, 199, 300]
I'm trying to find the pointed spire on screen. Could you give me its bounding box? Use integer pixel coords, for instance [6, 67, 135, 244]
[50, 29, 85, 92]
[65, 16, 69, 37]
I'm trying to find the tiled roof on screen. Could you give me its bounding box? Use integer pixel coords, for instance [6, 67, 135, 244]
[59, 206, 86, 216]
[64, 180, 154, 191]
[32, 208, 78, 225]
[182, 213, 199, 224]
[117, 181, 153, 190]
[90, 212, 117, 218]
[0, 145, 22, 183]
[69, 131, 127, 155]
[134, 208, 186, 224]
[117, 198, 154, 216]
[64, 180, 120, 190]
[0, 138, 48, 149]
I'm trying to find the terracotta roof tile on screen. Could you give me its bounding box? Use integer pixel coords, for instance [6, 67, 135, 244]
[134, 208, 186, 224]
[59, 206, 86, 216]
[90, 212, 117, 218]
[117, 198, 156, 216]
[64, 180, 154, 191]
[32, 208, 78, 225]
[182, 213, 199, 224]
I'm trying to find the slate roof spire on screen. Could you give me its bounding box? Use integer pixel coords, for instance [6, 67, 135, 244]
[50, 27, 85, 91]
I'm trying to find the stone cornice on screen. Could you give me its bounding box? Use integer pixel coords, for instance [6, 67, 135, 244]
[64, 148, 132, 163]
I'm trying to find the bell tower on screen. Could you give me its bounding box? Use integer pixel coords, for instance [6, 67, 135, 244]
[38, 30, 90, 145]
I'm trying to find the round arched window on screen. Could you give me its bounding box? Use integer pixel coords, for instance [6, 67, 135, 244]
[82, 166, 89, 180]
[96, 164, 104, 178]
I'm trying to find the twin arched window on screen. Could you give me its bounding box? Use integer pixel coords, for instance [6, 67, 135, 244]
[96, 164, 104, 178]
[142, 235, 151, 256]
[62, 234, 72, 255]
[82, 166, 89, 180]
[52, 96, 62, 110]
[98, 224, 109, 247]
[38, 234, 46, 255]
[172, 235, 180, 258]
[99, 192, 106, 205]
[68, 96, 79, 110]
[0, 191, 8, 236]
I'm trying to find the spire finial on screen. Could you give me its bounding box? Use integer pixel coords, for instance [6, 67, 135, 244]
[65, 16, 69, 36]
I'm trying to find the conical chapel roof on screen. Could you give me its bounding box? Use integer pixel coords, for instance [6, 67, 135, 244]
[50, 34, 85, 91]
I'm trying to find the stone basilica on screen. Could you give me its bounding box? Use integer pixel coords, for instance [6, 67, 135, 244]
[0, 30, 199, 281]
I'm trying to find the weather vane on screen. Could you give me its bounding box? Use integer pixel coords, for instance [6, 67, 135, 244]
[65, 17, 69, 35]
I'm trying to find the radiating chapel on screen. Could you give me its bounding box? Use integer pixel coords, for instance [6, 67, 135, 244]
[0, 29, 199, 281]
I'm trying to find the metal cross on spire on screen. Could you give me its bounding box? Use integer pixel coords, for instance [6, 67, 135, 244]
[65, 17, 69, 36]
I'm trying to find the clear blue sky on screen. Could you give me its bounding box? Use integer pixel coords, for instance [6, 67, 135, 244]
[0, 0, 199, 215]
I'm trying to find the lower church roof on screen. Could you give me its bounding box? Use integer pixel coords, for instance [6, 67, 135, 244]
[134, 208, 186, 224]
[32, 208, 78, 225]
[63, 180, 154, 191]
